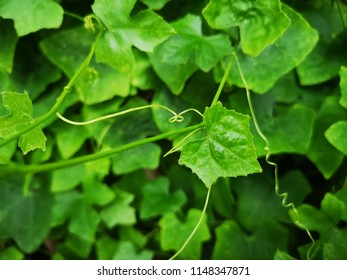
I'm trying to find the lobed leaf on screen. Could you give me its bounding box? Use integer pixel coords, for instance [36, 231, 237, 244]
[0, 0, 63, 36]
[228, 5, 318, 94]
[159, 209, 210, 259]
[179, 102, 261, 187]
[203, 0, 290, 57]
[92, 0, 174, 73]
[0, 92, 46, 154]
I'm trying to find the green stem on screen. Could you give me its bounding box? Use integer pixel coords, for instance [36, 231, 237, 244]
[211, 56, 233, 106]
[0, 34, 99, 149]
[0, 123, 204, 175]
[233, 53, 317, 260]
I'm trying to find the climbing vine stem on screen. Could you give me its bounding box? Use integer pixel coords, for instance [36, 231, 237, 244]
[233, 53, 317, 260]
[0, 31, 101, 149]
[0, 123, 204, 176]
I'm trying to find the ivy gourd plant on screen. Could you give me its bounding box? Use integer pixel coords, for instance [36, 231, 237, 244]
[1, 0, 347, 260]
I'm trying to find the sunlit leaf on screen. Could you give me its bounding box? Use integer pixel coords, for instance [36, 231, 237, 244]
[179, 102, 261, 187]
[325, 121, 347, 156]
[0, 0, 63, 36]
[227, 5, 318, 93]
[0, 92, 46, 154]
[203, 0, 290, 57]
[92, 0, 174, 73]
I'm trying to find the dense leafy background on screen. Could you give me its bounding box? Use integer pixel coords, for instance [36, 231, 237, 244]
[1, 0, 347, 260]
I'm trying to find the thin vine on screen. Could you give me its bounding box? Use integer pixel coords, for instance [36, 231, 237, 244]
[233, 52, 318, 260]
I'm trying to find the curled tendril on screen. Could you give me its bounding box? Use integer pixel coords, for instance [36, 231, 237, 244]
[84, 14, 103, 33]
[56, 104, 203, 126]
[233, 53, 318, 260]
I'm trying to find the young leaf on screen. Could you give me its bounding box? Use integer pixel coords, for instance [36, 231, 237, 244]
[160, 14, 232, 72]
[92, 0, 174, 73]
[227, 5, 318, 94]
[179, 102, 261, 187]
[159, 209, 210, 259]
[203, 0, 290, 57]
[0, 91, 46, 154]
[140, 177, 187, 219]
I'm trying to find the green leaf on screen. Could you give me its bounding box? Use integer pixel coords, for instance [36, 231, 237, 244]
[100, 98, 161, 174]
[0, 140, 16, 164]
[321, 193, 345, 224]
[296, 3, 347, 85]
[0, 19, 18, 73]
[0, 246, 24, 260]
[228, 5, 318, 93]
[179, 102, 261, 187]
[279, 170, 311, 205]
[0, 0, 63, 36]
[160, 14, 232, 72]
[340, 66, 347, 109]
[140, 177, 187, 219]
[149, 46, 198, 94]
[0, 176, 53, 253]
[323, 227, 347, 260]
[112, 241, 153, 260]
[233, 171, 289, 231]
[92, 0, 174, 73]
[40, 27, 130, 104]
[51, 121, 90, 159]
[65, 233, 93, 258]
[83, 177, 115, 207]
[112, 143, 161, 174]
[203, 0, 290, 57]
[96, 235, 118, 260]
[68, 200, 100, 242]
[141, 0, 171, 10]
[335, 188, 347, 222]
[51, 191, 81, 227]
[325, 121, 347, 155]
[152, 89, 192, 133]
[258, 103, 315, 156]
[212, 220, 288, 259]
[0, 92, 46, 154]
[159, 209, 210, 259]
[306, 96, 346, 179]
[51, 164, 87, 192]
[11, 43, 62, 100]
[289, 204, 333, 233]
[100, 190, 136, 228]
[274, 250, 296, 260]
